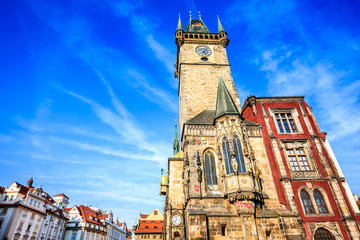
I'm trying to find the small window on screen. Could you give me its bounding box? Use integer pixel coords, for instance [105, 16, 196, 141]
[23, 210, 28, 216]
[3, 195, 8, 201]
[275, 112, 297, 133]
[154, 226, 157, 229]
[27, 224, 32, 231]
[221, 225, 226, 236]
[145, 226, 149, 229]
[9, 195, 14, 201]
[18, 222, 24, 230]
[30, 199, 33, 205]
[154, 211, 157, 215]
[34, 200, 37, 206]
[201, 57, 208, 61]
[37, 202, 41, 208]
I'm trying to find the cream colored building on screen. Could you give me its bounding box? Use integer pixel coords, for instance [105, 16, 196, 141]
[0, 178, 46, 240]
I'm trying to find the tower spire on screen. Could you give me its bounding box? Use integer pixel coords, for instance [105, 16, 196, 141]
[215, 71, 239, 119]
[176, 13, 183, 31]
[173, 120, 180, 155]
[217, 15, 226, 33]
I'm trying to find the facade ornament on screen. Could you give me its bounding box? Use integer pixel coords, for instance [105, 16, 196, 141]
[231, 155, 238, 174]
[248, 95, 257, 115]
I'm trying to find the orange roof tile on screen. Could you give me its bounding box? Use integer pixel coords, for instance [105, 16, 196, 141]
[134, 220, 163, 234]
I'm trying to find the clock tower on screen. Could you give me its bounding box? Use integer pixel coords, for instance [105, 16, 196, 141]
[175, 14, 241, 135]
[162, 13, 360, 240]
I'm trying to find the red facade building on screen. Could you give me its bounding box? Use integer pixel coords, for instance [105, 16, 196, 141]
[242, 96, 360, 239]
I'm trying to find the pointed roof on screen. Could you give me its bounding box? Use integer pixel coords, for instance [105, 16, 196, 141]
[173, 122, 180, 155]
[186, 18, 210, 33]
[176, 14, 183, 31]
[217, 15, 225, 33]
[215, 75, 239, 119]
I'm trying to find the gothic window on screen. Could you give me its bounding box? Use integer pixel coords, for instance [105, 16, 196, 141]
[233, 135, 246, 173]
[301, 190, 315, 214]
[204, 151, 218, 190]
[222, 137, 233, 174]
[275, 112, 296, 133]
[286, 147, 310, 171]
[314, 228, 335, 240]
[314, 189, 328, 214]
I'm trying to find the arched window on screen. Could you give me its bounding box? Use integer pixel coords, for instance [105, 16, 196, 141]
[314, 228, 335, 240]
[233, 135, 246, 173]
[314, 189, 328, 214]
[222, 137, 233, 174]
[204, 151, 218, 190]
[301, 190, 315, 214]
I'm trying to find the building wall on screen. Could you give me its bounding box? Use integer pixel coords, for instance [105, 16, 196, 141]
[242, 97, 360, 239]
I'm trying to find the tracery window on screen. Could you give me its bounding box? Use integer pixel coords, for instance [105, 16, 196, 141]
[222, 137, 232, 174]
[314, 228, 335, 240]
[233, 135, 246, 173]
[204, 151, 218, 190]
[314, 189, 328, 214]
[301, 190, 315, 214]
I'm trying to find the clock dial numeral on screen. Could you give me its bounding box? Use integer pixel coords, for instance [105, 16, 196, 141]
[195, 46, 212, 57]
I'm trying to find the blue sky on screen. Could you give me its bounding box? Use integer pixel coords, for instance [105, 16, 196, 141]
[1, 0, 360, 225]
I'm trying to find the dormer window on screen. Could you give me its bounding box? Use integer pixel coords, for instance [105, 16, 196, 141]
[192, 22, 202, 26]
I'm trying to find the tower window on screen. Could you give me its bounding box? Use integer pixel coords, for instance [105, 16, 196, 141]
[204, 151, 218, 190]
[301, 190, 315, 214]
[275, 112, 296, 133]
[221, 225, 226, 236]
[233, 135, 246, 173]
[222, 137, 232, 174]
[201, 57, 208, 61]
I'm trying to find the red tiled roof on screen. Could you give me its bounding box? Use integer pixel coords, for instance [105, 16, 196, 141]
[134, 220, 163, 234]
[140, 214, 149, 219]
[78, 205, 106, 227]
[64, 208, 72, 213]
[14, 182, 30, 195]
[53, 193, 69, 198]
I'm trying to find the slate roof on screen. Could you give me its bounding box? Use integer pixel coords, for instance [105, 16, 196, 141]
[185, 110, 258, 127]
[185, 110, 215, 125]
[186, 19, 210, 33]
[215, 76, 240, 119]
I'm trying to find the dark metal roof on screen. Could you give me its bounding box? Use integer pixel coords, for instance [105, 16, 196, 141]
[186, 19, 210, 33]
[215, 76, 240, 119]
[244, 120, 260, 126]
[185, 110, 215, 125]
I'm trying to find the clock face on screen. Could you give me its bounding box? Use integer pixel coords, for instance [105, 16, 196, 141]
[195, 46, 212, 57]
[172, 215, 181, 226]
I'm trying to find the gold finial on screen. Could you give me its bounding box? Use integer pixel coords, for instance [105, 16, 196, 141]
[189, 11, 192, 18]
[198, 11, 201, 19]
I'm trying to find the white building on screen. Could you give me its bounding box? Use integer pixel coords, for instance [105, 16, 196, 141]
[104, 214, 127, 240]
[63, 205, 107, 240]
[39, 193, 69, 240]
[0, 178, 46, 240]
